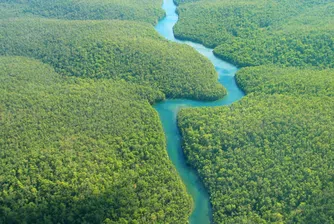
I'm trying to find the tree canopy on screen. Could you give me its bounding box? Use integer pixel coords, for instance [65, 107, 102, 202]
[174, 0, 334, 68]
[0, 0, 164, 24]
[179, 94, 334, 223]
[178, 40, 334, 223]
[236, 66, 334, 97]
[0, 56, 192, 223]
[0, 19, 226, 101]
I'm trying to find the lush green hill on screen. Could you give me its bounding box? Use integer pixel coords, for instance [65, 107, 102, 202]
[0, 56, 193, 223]
[174, 0, 334, 68]
[0, 0, 164, 24]
[0, 19, 226, 100]
[178, 56, 334, 222]
[178, 94, 334, 223]
[236, 66, 334, 96]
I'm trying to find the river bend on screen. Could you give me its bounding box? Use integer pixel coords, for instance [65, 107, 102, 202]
[153, 0, 245, 223]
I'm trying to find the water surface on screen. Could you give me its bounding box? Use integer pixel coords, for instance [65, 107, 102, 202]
[154, 0, 245, 223]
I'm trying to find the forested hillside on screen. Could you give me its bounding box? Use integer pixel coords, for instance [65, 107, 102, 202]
[177, 0, 334, 223]
[2, 0, 333, 223]
[174, 0, 334, 68]
[179, 94, 334, 223]
[0, 56, 192, 223]
[0, 0, 164, 24]
[0, 19, 225, 100]
[236, 66, 334, 96]
[178, 54, 334, 222]
[0, 0, 233, 222]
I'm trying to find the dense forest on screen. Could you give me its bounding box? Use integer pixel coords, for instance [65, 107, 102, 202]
[0, 19, 226, 100]
[0, 0, 228, 222]
[0, 0, 164, 24]
[178, 51, 334, 223]
[179, 94, 334, 223]
[174, 0, 334, 68]
[178, 47, 334, 223]
[0, 56, 193, 223]
[176, 1, 334, 222]
[1, 0, 333, 223]
[236, 66, 334, 96]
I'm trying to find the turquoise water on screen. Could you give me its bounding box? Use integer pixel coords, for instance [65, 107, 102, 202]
[154, 0, 245, 223]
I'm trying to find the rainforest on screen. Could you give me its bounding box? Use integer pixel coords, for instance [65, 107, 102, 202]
[0, 0, 333, 223]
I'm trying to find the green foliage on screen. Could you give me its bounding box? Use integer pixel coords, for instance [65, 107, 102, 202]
[0, 56, 192, 223]
[178, 94, 334, 223]
[174, 0, 200, 5]
[0, 0, 164, 24]
[213, 28, 334, 68]
[0, 19, 226, 101]
[0, 3, 35, 19]
[174, 0, 334, 68]
[177, 22, 334, 221]
[236, 66, 334, 96]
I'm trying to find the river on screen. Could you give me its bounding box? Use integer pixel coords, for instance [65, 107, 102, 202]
[153, 0, 245, 223]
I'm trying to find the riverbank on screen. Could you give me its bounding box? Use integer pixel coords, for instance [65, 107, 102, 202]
[153, 0, 245, 223]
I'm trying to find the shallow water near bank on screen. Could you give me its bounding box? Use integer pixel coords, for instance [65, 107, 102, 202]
[153, 0, 245, 223]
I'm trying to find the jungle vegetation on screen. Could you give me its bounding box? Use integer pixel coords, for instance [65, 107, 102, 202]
[0, 19, 226, 100]
[179, 93, 334, 223]
[0, 0, 164, 24]
[236, 66, 334, 97]
[174, 0, 334, 68]
[174, 0, 334, 220]
[0, 1, 229, 222]
[0, 56, 192, 223]
[1, 0, 333, 223]
[178, 62, 334, 223]
[175, 3, 334, 221]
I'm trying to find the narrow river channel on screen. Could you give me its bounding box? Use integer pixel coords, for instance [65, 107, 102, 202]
[153, 0, 245, 223]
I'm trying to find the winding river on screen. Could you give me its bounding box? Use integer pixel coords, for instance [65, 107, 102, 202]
[153, 0, 245, 223]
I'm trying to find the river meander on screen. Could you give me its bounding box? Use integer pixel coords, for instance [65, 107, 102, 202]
[153, 0, 245, 223]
